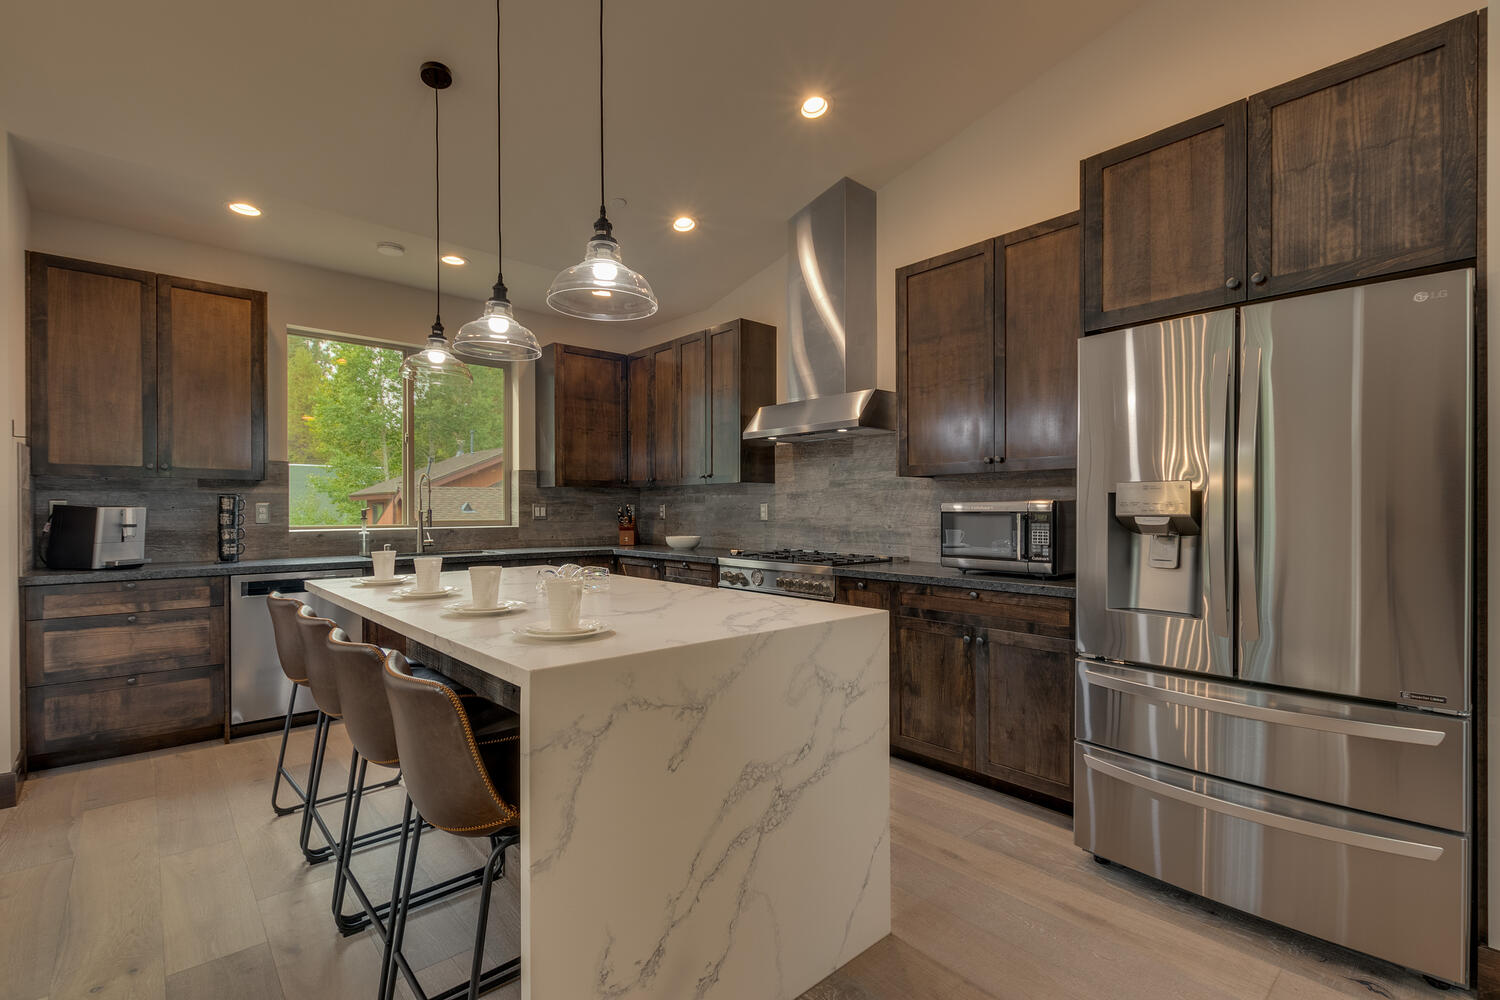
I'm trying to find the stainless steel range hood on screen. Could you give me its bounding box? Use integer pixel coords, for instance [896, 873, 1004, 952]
[743, 178, 895, 443]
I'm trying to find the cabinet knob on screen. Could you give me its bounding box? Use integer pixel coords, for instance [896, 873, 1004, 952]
[857, 580, 867, 590]
[968, 591, 979, 600]
[975, 635, 986, 645]
[983, 456, 994, 465]
[160, 464, 170, 471]
[126, 615, 137, 623]
[144, 462, 154, 470]
[1251, 272, 1267, 286]
[962, 634, 972, 644]
[126, 676, 138, 686]
[124, 582, 137, 590]
[1225, 276, 1241, 290]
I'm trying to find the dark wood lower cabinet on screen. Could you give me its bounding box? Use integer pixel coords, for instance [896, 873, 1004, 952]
[893, 618, 975, 769]
[662, 560, 717, 588]
[23, 577, 227, 769]
[616, 557, 663, 581]
[974, 629, 1074, 799]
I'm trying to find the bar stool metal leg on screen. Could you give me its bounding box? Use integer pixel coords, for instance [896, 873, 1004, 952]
[298, 713, 335, 863]
[270, 683, 306, 816]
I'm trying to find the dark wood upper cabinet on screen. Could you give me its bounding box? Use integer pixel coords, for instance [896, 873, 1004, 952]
[677, 331, 710, 482]
[896, 240, 997, 477]
[626, 351, 654, 486]
[27, 253, 267, 480]
[974, 629, 1074, 801]
[155, 276, 266, 480]
[897, 215, 1080, 477]
[1247, 13, 1478, 297]
[1081, 102, 1248, 333]
[998, 214, 1080, 471]
[650, 340, 682, 484]
[28, 254, 157, 476]
[702, 319, 776, 485]
[536, 343, 628, 488]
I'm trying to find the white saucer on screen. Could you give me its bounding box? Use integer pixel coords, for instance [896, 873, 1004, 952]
[443, 599, 527, 617]
[517, 620, 611, 640]
[391, 585, 459, 600]
[356, 575, 411, 587]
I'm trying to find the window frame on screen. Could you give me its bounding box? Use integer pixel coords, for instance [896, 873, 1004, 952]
[285, 326, 515, 531]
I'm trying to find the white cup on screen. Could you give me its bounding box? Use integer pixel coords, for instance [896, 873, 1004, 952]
[414, 555, 443, 593]
[469, 566, 502, 610]
[372, 546, 397, 580]
[944, 528, 966, 546]
[545, 577, 585, 632]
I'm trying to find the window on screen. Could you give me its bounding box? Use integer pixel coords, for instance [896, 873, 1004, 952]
[286, 330, 510, 528]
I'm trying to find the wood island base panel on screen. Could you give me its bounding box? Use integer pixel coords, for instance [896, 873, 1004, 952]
[310, 569, 891, 1000]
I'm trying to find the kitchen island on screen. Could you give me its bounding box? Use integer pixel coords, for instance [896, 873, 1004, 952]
[308, 568, 891, 1000]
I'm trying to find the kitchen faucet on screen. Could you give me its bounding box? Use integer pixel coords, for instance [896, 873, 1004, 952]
[415, 457, 436, 554]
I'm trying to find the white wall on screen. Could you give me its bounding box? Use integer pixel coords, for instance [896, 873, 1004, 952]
[1, 133, 29, 775]
[24, 211, 629, 470]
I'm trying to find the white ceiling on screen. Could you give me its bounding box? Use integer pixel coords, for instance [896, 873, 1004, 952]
[0, 0, 1142, 331]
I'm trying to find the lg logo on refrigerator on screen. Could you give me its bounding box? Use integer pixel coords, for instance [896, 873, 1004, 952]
[1412, 289, 1450, 302]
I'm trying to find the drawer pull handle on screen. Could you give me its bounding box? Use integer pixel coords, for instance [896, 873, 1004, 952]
[127, 615, 138, 624]
[1082, 752, 1444, 861]
[968, 591, 979, 600]
[126, 676, 139, 686]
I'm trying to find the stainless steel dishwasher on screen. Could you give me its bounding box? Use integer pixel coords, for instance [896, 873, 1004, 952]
[230, 568, 366, 726]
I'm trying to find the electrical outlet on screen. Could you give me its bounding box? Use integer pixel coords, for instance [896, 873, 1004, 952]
[532, 504, 548, 520]
[759, 502, 770, 521]
[254, 502, 270, 525]
[658, 505, 667, 519]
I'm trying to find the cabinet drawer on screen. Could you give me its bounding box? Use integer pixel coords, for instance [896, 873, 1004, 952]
[25, 577, 221, 620]
[26, 607, 224, 686]
[898, 583, 1072, 637]
[27, 664, 224, 766]
[662, 561, 716, 587]
[617, 557, 663, 580]
[835, 577, 894, 610]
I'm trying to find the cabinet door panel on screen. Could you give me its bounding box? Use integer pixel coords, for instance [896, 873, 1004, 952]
[1248, 14, 1477, 296]
[157, 277, 265, 479]
[1082, 103, 1247, 332]
[558, 348, 628, 486]
[975, 630, 1073, 800]
[27, 664, 224, 768]
[999, 215, 1080, 470]
[897, 241, 996, 476]
[627, 353, 653, 484]
[679, 333, 709, 482]
[893, 617, 974, 767]
[651, 343, 682, 484]
[28, 254, 156, 475]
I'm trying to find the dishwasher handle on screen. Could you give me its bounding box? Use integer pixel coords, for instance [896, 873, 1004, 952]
[239, 579, 311, 598]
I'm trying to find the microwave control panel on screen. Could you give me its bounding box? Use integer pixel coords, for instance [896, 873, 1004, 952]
[1027, 514, 1052, 561]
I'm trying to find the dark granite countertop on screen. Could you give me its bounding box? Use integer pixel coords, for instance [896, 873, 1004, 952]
[20, 543, 1072, 597]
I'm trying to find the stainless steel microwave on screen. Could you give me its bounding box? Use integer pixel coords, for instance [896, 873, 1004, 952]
[939, 501, 1074, 577]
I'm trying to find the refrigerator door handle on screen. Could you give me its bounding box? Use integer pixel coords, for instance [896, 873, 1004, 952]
[1207, 348, 1233, 638]
[1237, 343, 1262, 642]
[1082, 753, 1445, 861]
[1079, 664, 1448, 746]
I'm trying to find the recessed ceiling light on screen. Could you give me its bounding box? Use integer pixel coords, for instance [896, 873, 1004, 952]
[672, 216, 696, 233]
[228, 201, 262, 217]
[800, 96, 829, 119]
[376, 241, 406, 257]
[440, 254, 467, 266]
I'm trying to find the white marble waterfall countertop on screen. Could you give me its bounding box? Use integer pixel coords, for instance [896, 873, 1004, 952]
[307, 566, 884, 689]
[308, 565, 891, 1000]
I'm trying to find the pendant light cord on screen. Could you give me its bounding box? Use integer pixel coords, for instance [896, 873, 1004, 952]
[433, 83, 443, 331]
[598, 0, 606, 219]
[496, 0, 504, 272]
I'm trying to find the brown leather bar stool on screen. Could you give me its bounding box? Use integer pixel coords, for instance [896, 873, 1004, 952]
[265, 592, 378, 849]
[380, 651, 522, 1000]
[318, 628, 511, 936]
[291, 604, 406, 865]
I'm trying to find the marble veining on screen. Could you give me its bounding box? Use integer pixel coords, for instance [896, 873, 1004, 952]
[309, 569, 891, 1000]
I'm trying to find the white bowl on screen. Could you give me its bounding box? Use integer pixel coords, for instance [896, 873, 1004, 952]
[665, 535, 702, 550]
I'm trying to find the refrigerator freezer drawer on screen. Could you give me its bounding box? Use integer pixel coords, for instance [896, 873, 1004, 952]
[1075, 744, 1469, 986]
[1076, 660, 1469, 831]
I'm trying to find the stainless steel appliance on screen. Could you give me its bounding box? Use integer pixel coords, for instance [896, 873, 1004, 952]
[1073, 269, 1473, 986]
[939, 500, 1073, 577]
[718, 549, 892, 601]
[230, 569, 365, 726]
[41, 504, 148, 569]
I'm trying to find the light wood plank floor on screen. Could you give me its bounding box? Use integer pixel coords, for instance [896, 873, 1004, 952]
[0, 729, 1469, 1000]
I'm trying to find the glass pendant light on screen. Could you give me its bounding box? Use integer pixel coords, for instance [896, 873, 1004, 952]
[403, 61, 472, 384]
[546, 0, 658, 322]
[455, 0, 541, 362]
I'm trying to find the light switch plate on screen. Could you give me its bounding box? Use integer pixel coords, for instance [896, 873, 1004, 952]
[532, 504, 548, 520]
[658, 505, 667, 519]
[759, 502, 770, 521]
[254, 502, 270, 525]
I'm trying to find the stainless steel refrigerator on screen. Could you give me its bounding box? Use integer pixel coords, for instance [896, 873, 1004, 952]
[1074, 268, 1474, 986]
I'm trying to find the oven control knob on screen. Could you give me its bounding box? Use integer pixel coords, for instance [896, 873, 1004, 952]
[751, 570, 764, 586]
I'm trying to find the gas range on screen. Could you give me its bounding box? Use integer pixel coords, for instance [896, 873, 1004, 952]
[718, 549, 893, 601]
